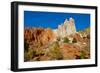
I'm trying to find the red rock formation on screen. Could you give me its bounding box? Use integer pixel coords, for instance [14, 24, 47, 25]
[24, 28, 55, 49]
[70, 33, 84, 43]
[24, 28, 32, 43]
[41, 28, 55, 45]
[60, 43, 82, 59]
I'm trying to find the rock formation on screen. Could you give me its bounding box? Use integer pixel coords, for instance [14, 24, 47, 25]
[24, 28, 55, 50]
[57, 18, 77, 39]
[66, 18, 76, 35]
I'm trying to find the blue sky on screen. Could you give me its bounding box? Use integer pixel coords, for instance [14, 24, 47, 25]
[24, 11, 90, 31]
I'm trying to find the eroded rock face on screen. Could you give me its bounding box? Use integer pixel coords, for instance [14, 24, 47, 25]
[57, 18, 77, 38]
[71, 33, 84, 43]
[60, 43, 81, 59]
[60, 43, 90, 59]
[24, 28, 55, 49]
[24, 28, 32, 42]
[41, 28, 55, 45]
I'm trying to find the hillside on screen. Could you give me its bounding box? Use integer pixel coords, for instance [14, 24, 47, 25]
[24, 18, 90, 62]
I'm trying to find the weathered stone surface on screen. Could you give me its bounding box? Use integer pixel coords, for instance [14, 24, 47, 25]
[60, 43, 82, 59]
[24, 28, 55, 50]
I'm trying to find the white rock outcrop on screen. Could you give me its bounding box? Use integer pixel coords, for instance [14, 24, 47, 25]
[56, 18, 76, 39]
[66, 18, 76, 35]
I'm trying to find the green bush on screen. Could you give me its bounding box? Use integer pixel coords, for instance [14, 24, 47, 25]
[63, 37, 69, 43]
[80, 51, 85, 59]
[47, 41, 63, 60]
[35, 49, 45, 56]
[24, 48, 36, 61]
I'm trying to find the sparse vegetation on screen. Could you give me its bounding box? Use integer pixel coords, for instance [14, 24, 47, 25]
[47, 41, 63, 60]
[63, 37, 69, 43]
[80, 51, 85, 59]
[24, 48, 36, 61]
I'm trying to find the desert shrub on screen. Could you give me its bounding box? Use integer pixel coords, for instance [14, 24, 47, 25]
[79, 51, 85, 59]
[63, 37, 69, 43]
[31, 49, 46, 61]
[84, 46, 90, 52]
[24, 48, 36, 61]
[47, 41, 63, 60]
[35, 49, 45, 56]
